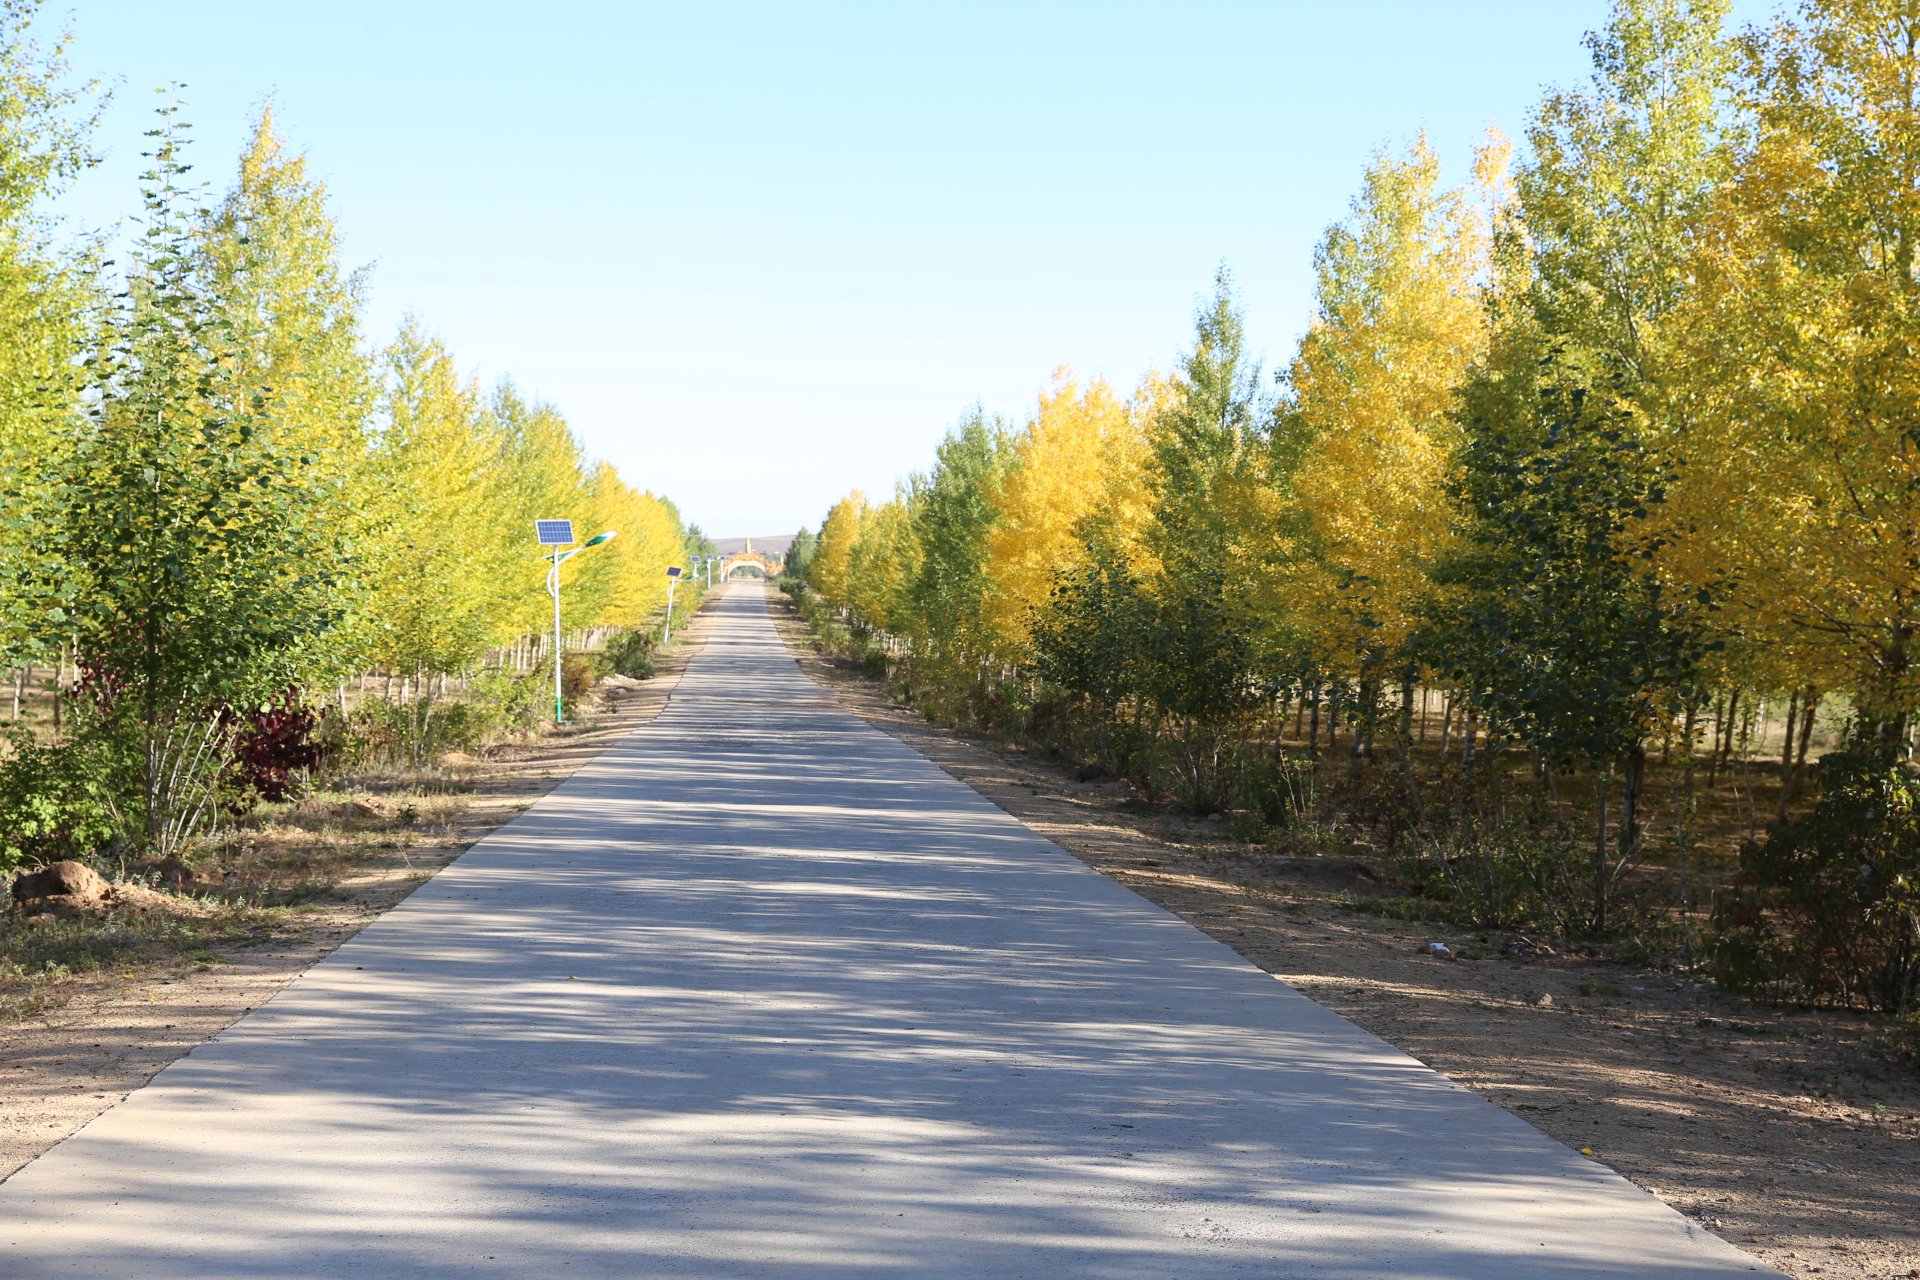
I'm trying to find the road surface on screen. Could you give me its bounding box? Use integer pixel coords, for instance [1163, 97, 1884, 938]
[0, 584, 1774, 1278]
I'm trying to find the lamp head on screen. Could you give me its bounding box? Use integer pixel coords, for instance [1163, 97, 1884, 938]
[583, 530, 617, 548]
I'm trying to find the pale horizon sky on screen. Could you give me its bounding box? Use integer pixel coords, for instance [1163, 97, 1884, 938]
[47, 1, 1774, 539]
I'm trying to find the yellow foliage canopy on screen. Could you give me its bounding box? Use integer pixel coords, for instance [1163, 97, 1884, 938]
[980, 369, 1147, 656]
[846, 494, 918, 636]
[1664, 0, 1920, 713]
[361, 322, 505, 675]
[813, 491, 866, 607]
[1286, 134, 1498, 663]
[581, 462, 685, 628]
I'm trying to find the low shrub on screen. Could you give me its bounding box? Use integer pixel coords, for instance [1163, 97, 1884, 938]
[224, 694, 324, 808]
[1240, 753, 1319, 828]
[1224, 809, 1270, 843]
[339, 692, 489, 769]
[332, 655, 612, 771]
[557, 653, 596, 710]
[0, 728, 120, 875]
[604, 629, 659, 679]
[1267, 817, 1348, 859]
[1709, 747, 1920, 1014]
[468, 668, 548, 737]
[1152, 723, 1236, 815]
[1866, 1010, 1920, 1066]
[1392, 818, 1608, 934]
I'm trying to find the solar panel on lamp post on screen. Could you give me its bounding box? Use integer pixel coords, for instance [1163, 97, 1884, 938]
[536, 521, 617, 725]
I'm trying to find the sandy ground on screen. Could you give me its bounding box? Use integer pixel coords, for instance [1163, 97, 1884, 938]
[763, 591, 1920, 1280]
[0, 593, 723, 1183]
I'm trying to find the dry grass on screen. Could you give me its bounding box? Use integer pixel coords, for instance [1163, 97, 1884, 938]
[0, 782, 472, 1022]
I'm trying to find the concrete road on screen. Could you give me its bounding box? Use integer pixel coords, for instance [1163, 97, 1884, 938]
[0, 585, 1775, 1278]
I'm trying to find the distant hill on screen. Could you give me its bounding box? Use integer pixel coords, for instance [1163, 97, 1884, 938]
[711, 535, 794, 558]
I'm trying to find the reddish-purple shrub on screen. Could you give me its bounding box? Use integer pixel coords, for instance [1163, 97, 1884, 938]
[225, 694, 324, 804]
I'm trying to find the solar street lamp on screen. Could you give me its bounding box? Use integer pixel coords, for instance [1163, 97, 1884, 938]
[536, 520, 617, 725]
[663, 566, 684, 645]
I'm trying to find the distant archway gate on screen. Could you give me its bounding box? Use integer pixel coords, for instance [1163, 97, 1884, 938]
[720, 551, 778, 579]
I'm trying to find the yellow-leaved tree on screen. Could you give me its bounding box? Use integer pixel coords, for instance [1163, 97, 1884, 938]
[1285, 134, 1498, 679]
[1666, 0, 1920, 736]
[812, 491, 866, 607]
[845, 491, 918, 637]
[0, 6, 95, 675]
[359, 321, 513, 680]
[979, 370, 1146, 659]
[202, 107, 374, 484]
[578, 462, 686, 629]
[483, 382, 599, 640]
[198, 108, 377, 683]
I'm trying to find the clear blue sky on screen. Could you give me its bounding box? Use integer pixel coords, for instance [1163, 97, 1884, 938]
[48, 0, 1774, 539]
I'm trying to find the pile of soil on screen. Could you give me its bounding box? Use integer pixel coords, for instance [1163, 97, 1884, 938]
[9, 862, 199, 921]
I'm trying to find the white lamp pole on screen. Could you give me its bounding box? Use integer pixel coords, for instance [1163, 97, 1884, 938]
[663, 566, 684, 645]
[536, 521, 617, 725]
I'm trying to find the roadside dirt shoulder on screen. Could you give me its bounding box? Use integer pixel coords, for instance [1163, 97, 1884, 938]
[766, 588, 1920, 1280]
[0, 591, 727, 1182]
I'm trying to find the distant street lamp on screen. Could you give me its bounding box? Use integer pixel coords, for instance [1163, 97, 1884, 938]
[663, 565, 684, 645]
[536, 520, 617, 725]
